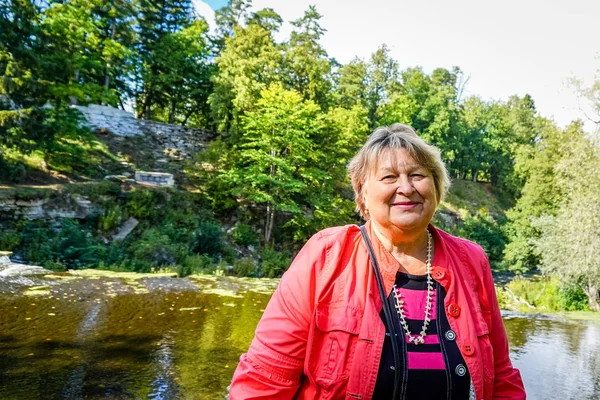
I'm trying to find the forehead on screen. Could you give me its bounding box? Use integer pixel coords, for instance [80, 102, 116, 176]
[371, 148, 423, 172]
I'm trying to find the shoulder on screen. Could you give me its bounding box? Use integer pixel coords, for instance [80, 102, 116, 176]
[286, 224, 361, 275]
[303, 224, 362, 253]
[433, 225, 488, 262]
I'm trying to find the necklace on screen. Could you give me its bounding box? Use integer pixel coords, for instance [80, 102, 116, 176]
[392, 229, 433, 345]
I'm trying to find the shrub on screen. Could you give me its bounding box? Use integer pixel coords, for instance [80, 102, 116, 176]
[126, 189, 162, 220]
[132, 229, 184, 271]
[233, 257, 257, 277]
[57, 219, 105, 269]
[231, 223, 259, 247]
[190, 221, 224, 257]
[260, 247, 292, 278]
[177, 254, 216, 277]
[0, 229, 21, 251]
[18, 220, 58, 265]
[557, 286, 589, 311]
[98, 205, 124, 232]
[460, 209, 506, 267]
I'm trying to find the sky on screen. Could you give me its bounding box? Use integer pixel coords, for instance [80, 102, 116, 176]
[193, 0, 599, 132]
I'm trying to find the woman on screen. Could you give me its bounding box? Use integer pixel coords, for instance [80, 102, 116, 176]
[230, 124, 526, 399]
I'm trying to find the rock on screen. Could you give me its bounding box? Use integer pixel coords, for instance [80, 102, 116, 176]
[0, 264, 51, 277]
[135, 171, 175, 187]
[112, 218, 139, 241]
[0, 252, 12, 266]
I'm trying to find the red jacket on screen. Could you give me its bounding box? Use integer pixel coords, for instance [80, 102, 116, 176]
[230, 222, 526, 400]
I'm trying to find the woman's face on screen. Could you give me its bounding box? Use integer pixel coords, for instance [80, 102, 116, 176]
[363, 148, 437, 239]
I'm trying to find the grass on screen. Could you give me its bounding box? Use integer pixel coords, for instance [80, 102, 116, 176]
[441, 179, 513, 218]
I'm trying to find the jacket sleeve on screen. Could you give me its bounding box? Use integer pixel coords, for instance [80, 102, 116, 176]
[229, 233, 327, 399]
[480, 254, 527, 399]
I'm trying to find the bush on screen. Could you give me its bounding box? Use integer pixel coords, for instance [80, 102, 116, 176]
[0, 229, 21, 251]
[132, 229, 184, 271]
[260, 247, 292, 278]
[557, 286, 589, 311]
[57, 219, 105, 269]
[233, 257, 257, 277]
[126, 189, 163, 220]
[98, 205, 124, 232]
[503, 275, 589, 312]
[190, 221, 224, 257]
[177, 254, 216, 277]
[231, 223, 259, 247]
[460, 209, 506, 267]
[18, 220, 58, 265]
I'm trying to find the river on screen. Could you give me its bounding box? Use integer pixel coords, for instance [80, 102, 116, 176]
[0, 271, 598, 399]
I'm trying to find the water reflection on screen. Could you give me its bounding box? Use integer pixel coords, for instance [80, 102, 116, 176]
[504, 316, 600, 400]
[0, 279, 598, 399]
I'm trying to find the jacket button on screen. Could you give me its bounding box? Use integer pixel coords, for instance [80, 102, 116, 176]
[462, 342, 475, 356]
[445, 330, 456, 341]
[433, 269, 445, 280]
[455, 364, 467, 376]
[447, 303, 461, 317]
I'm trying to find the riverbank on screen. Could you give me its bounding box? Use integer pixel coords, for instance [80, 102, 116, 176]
[4, 267, 597, 322]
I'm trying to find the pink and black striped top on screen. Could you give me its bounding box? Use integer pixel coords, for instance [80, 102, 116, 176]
[373, 272, 471, 399]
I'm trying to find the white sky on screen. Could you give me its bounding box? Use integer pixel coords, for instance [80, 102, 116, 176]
[193, 0, 599, 133]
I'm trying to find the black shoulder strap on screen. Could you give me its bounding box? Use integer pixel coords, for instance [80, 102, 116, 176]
[359, 225, 401, 400]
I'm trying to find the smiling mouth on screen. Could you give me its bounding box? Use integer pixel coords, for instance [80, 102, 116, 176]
[392, 202, 420, 209]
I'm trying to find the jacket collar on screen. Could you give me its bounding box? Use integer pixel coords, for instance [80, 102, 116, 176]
[363, 221, 450, 294]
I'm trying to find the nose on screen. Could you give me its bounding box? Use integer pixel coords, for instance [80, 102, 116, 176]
[396, 175, 415, 196]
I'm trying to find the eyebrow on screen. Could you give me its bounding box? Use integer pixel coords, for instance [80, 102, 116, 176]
[376, 165, 425, 173]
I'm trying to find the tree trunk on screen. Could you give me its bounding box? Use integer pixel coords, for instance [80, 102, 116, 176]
[472, 170, 478, 182]
[70, 69, 80, 105]
[168, 99, 176, 124]
[584, 284, 600, 312]
[103, 18, 117, 100]
[265, 204, 275, 244]
[144, 91, 152, 120]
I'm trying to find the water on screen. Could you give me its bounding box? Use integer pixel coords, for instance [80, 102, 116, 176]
[0, 273, 598, 399]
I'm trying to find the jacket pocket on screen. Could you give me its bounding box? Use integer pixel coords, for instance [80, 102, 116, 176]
[308, 304, 362, 387]
[475, 314, 495, 399]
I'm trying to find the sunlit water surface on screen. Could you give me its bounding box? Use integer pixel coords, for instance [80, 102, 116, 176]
[0, 275, 598, 399]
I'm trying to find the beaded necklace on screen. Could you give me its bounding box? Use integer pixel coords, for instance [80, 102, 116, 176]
[392, 229, 433, 345]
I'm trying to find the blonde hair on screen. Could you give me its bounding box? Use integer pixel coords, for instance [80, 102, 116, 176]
[347, 123, 450, 219]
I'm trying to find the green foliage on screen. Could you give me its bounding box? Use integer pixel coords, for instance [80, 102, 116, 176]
[178, 254, 217, 277]
[532, 123, 600, 311]
[190, 221, 224, 257]
[209, 23, 283, 132]
[259, 247, 291, 278]
[98, 205, 124, 232]
[125, 189, 163, 220]
[57, 219, 105, 269]
[233, 257, 257, 277]
[231, 223, 259, 247]
[0, 229, 21, 251]
[460, 210, 506, 267]
[557, 287, 590, 311]
[132, 229, 184, 271]
[502, 276, 590, 312]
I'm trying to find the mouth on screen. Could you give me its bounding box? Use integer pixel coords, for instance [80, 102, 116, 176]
[392, 201, 420, 210]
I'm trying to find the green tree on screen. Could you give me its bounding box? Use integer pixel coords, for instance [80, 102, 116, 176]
[209, 23, 282, 134]
[533, 124, 600, 311]
[135, 0, 195, 119]
[146, 18, 214, 125]
[283, 5, 332, 108]
[335, 58, 368, 109]
[220, 83, 323, 242]
[503, 121, 582, 273]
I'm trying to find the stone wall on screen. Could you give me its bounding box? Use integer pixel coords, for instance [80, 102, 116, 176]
[73, 104, 217, 159]
[0, 193, 103, 220]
